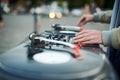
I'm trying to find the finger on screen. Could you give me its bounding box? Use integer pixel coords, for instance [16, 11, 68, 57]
[74, 32, 93, 40]
[76, 30, 99, 36]
[75, 30, 90, 36]
[74, 36, 94, 43]
[83, 36, 102, 44]
[73, 30, 91, 40]
[83, 39, 99, 44]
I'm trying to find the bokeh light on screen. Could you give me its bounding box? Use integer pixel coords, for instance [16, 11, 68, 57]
[49, 11, 56, 19]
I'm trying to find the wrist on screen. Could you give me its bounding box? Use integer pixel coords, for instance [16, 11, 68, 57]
[87, 15, 94, 22]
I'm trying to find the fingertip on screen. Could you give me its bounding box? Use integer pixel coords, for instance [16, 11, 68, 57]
[75, 33, 79, 36]
[80, 26, 84, 30]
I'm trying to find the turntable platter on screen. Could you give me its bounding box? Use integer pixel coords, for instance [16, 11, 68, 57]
[0, 43, 105, 80]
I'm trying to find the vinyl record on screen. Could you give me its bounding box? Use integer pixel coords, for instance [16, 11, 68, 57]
[0, 43, 105, 80]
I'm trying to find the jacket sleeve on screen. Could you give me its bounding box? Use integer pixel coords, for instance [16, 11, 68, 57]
[93, 10, 112, 23]
[102, 27, 120, 49]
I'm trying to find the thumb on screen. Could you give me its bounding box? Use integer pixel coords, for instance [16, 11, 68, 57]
[77, 17, 86, 26]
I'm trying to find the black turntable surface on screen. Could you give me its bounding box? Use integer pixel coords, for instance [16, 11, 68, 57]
[0, 43, 107, 80]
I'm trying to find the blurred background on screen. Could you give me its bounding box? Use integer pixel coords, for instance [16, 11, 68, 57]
[0, 0, 114, 53]
[0, 0, 114, 16]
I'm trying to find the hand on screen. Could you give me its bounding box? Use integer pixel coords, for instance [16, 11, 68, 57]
[72, 30, 102, 44]
[77, 14, 94, 26]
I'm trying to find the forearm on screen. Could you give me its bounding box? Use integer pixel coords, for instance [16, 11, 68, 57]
[93, 10, 112, 23]
[102, 27, 120, 49]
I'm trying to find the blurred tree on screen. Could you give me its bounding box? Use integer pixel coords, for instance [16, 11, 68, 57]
[57, 0, 64, 7]
[67, 0, 84, 11]
[67, 0, 114, 10]
[91, 0, 113, 9]
[9, 0, 114, 10]
[103, 0, 114, 9]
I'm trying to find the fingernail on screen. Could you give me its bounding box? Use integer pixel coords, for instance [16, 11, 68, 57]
[75, 33, 78, 36]
[69, 38, 74, 43]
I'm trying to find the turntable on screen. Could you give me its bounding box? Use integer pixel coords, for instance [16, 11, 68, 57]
[0, 24, 118, 80]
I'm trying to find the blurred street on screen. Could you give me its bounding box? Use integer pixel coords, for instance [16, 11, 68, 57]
[1, 1, 119, 80]
[0, 15, 109, 53]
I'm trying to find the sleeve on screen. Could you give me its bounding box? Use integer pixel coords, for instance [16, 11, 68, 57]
[93, 10, 112, 23]
[111, 27, 120, 49]
[102, 27, 120, 49]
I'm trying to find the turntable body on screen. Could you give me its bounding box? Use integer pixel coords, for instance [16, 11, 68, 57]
[0, 24, 118, 80]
